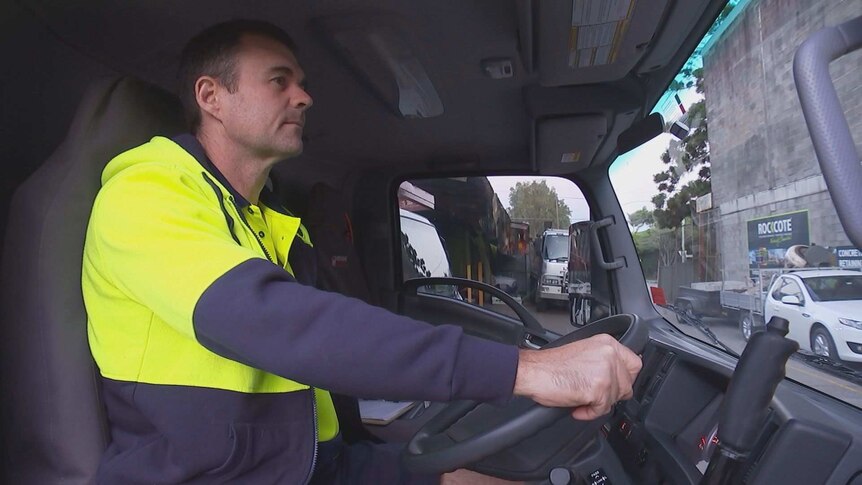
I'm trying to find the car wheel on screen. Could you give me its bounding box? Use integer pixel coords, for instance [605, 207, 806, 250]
[740, 313, 754, 341]
[676, 300, 694, 324]
[810, 327, 839, 361]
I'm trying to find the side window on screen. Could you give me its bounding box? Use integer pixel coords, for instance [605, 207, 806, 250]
[773, 278, 804, 303]
[771, 279, 786, 300]
[783, 279, 804, 303]
[397, 176, 593, 335]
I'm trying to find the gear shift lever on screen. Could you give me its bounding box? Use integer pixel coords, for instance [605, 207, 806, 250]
[700, 317, 798, 485]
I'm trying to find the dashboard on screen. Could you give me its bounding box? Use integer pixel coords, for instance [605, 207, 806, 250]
[604, 342, 778, 484]
[395, 300, 862, 484]
[591, 320, 862, 485]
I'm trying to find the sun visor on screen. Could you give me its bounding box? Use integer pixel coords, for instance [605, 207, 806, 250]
[534, 0, 668, 86]
[534, 114, 607, 174]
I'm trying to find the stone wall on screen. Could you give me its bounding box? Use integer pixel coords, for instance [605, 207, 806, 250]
[703, 0, 862, 281]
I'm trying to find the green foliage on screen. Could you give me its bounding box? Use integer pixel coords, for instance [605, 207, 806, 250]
[652, 71, 712, 229]
[631, 226, 684, 280]
[631, 227, 663, 280]
[628, 207, 655, 231]
[509, 180, 572, 235]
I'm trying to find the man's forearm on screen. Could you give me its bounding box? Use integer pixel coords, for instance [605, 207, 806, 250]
[193, 258, 520, 403]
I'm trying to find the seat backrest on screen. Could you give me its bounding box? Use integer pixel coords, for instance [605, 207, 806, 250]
[305, 182, 376, 305]
[304, 182, 385, 444]
[0, 77, 185, 484]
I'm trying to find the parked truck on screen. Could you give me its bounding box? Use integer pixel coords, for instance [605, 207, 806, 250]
[530, 228, 569, 312]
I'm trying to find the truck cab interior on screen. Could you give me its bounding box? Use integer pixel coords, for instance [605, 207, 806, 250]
[2, 0, 862, 483]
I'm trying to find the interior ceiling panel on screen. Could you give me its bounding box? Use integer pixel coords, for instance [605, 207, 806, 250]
[16, 0, 727, 174]
[19, 0, 529, 171]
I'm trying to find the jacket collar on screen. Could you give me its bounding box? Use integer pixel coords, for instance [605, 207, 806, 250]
[173, 134, 250, 208]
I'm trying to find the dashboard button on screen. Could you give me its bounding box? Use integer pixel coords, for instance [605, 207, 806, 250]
[549, 467, 572, 485]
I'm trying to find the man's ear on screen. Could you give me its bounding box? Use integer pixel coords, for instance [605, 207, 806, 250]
[195, 76, 222, 122]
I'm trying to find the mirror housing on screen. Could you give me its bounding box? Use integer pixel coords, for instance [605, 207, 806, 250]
[617, 113, 664, 155]
[781, 295, 803, 306]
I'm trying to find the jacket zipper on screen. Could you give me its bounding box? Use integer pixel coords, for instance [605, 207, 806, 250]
[235, 200, 319, 482]
[204, 174, 318, 480]
[304, 389, 319, 485]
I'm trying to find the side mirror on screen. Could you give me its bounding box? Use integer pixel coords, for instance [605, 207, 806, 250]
[780, 295, 803, 306]
[668, 120, 690, 140]
[567, 221, 592, 283]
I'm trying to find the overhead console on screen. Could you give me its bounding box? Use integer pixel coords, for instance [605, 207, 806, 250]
[533, 0, 668, 86]
[517, 0, 717, 85]
[518, 0, 720, 174]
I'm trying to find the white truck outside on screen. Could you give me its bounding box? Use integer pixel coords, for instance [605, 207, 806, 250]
[531, 229, 569, 312]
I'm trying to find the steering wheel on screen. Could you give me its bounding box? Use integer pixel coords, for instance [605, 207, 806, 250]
[401, 276, 546, 332]
[402, 312, 648, 478]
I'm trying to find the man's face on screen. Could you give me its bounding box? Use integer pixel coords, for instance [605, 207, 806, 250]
[219, 33, 312, 161]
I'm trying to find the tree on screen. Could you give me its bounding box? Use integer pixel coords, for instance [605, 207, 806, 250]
[631, 226, 680, 280]
[652, 69, 711, 229]
[628, 207, 655, 231]
[649, 0, 740, 228]
[508, 180, 572, 236]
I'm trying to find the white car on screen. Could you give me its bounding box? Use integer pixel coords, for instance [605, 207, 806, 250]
[764, 269, 862, 362]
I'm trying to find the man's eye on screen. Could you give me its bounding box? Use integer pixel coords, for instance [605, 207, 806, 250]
[272, 77, 286, 87]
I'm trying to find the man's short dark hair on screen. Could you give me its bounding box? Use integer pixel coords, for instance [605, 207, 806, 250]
[179, 19, 297, 133]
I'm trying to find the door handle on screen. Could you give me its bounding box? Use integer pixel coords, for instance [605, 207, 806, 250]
[802, 313, 811, 318]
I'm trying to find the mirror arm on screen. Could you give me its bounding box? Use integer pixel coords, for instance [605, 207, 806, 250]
[589, 217, 626, 270]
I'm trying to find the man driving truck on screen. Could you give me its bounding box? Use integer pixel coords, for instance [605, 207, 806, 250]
[82, 19, 642, 484]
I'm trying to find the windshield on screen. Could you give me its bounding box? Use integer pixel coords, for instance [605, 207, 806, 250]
[397, 176, 595, 333]
[803, 276, 862, 302]
[609, 0, 862, 409]
[543, 235, 569, 261]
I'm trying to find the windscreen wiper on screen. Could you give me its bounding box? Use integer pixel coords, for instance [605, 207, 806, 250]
[792, 352, 862, 387]
[670, 305, 740, 358]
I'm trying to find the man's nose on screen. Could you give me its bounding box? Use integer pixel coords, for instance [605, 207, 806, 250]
[292, 85, 313, 110]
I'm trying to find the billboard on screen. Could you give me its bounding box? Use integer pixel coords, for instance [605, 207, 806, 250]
[747, 210, 809, 268]
[835, 246, 862, 269]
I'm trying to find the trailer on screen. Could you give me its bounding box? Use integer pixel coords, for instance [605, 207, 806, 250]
[675, 269, 793, 341]
[719, 284, 768, 342]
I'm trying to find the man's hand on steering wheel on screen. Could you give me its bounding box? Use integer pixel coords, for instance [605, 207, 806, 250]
[513, 334, 643, 420]
[404, 314, 648, 476]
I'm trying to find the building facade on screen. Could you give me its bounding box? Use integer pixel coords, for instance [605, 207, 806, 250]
[704, 0, 862, 281]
